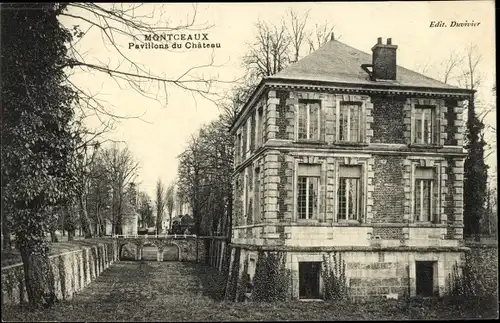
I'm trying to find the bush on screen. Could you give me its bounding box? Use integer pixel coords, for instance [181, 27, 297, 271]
[251, 251, 290, 302]
[321, 252, 350, 301]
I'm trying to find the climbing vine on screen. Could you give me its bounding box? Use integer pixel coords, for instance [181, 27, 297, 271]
[321, 252, 350, 301]
[251, 251, 290, 302]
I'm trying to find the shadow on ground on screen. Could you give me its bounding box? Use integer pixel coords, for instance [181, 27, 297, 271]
[2, 261, 498, 322]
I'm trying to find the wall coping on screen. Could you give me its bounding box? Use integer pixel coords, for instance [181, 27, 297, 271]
[1, 241, 114, 271]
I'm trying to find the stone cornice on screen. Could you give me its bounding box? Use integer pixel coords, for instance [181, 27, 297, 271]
[228, 243, 470, 253]
[233, 142, 467, 175]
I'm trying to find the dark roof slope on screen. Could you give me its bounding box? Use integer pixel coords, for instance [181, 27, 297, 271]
[268, 39, 460, 90]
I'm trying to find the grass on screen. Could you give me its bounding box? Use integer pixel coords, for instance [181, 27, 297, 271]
[2, 261, 498, 322]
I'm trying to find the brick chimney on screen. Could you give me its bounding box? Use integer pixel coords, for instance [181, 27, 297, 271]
[371, 37, 398, 80]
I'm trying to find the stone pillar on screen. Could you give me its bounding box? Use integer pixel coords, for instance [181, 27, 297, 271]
[266, 90, 279, 140]
[402, 158, 413, 223]
[262, 150, 280, 239]
[135, 246, 142, 261]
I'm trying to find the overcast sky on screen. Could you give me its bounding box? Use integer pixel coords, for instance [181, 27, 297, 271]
[61, 1, 496, 199]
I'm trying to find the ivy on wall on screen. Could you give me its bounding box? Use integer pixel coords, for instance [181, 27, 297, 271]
[321, 252, 350, 301]
[251, 251, 290, 302]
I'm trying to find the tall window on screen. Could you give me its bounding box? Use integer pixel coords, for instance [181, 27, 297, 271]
[297, 164, 320, 219]
[236, 133, 242, 163]
[413, 106, 436, 144]
[414, 167, 436, 222]
[337, 166, 362, 221]
[246, 118, 251, 155]
[254, 167, 261, 223]
[255, 106, 264, 148]
[297, 100, 320, 140]
[338, 102, 362, 142]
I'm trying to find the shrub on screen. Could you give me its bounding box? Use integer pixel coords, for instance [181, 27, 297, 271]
[321, 252, 350, 301]
[251, 251, 290, 302]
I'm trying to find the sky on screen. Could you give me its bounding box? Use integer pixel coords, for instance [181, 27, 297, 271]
[60, 1, 496, 198]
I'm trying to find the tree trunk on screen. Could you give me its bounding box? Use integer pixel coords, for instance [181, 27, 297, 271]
[79, 196, 93, 238]
[50, 231, 58, 243]
[68, 230, 75, 241]
[20, 244, 56, 308]
[2, 212, 11, 250]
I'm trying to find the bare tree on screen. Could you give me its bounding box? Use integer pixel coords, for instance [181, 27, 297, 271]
[440, 50, 464, 84]
[308, 21, 337, 53]
[243, 19, 291, 79]
[155, 178, 166, 235]
[165, 182, 175, 232]
[58, 3, 231, 124]
[285, 9, 310, 63]
[100, 144, 139, 235]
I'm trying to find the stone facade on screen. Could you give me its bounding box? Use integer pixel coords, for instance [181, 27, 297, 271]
[227, 38, 472, 301]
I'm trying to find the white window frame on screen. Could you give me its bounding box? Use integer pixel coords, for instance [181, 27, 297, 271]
[253, 167, 261, 224]
[412, 166, 438, 223]
[335, 100, 365, 143]
[296, 100, 321, 141]
[246, 118, 251, 155]
[243, 170, 248, 218]
[295, 163, 322, 221]
[254, 106, 263, 149]
[412, 105, 437, 145]
[336, 165, 363, 222]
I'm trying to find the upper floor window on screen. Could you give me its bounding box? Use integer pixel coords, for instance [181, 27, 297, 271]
[255, 106, 264, 148]
[246, 118, 251, 155]
[254, 167, 261, 223]
[338, 102, 362, 142]
[413, 105, 437, 145]
[236, 133, 242, 163]
[297, 164, 320, 219]
[297, 100, 320, 140]
[337, 165, 362, 221]
[414, 167, 436, 222]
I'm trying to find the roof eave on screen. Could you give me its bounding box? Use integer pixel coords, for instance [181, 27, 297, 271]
[267, 76, 475, 96]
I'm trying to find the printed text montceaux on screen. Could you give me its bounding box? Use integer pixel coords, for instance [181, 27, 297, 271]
[145, 33, 209, 41]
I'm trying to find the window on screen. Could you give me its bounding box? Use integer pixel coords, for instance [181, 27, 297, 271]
[297, 164, 321, 219]
[254, 167, 261, 223]
[413, 106, 437, 144]
[414, 167, 436, 222]
[297, 100, 320, 140]
[246, 118, 251, 155]
[337, 165, 362, 221]
[243, 171, 248, 218]
[236, 133, 242, 163]
[255, 106, 264, 148]
[338, 102, 362, 142]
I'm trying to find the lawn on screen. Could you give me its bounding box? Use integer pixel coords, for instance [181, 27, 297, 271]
[1, 261, 498, 322]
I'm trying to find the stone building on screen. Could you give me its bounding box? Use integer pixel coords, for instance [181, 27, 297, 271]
[227, 36, 471, 300]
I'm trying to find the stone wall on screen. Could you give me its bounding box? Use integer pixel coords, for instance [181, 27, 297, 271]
[466, 241, 498, 297]
[226, 246, 466, 302]
[1, 239, 118, 306]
